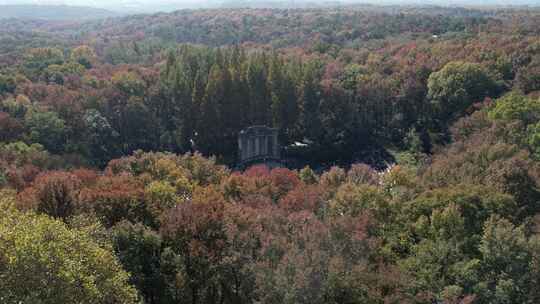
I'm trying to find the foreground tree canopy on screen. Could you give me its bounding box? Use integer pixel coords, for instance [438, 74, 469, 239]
[0, 194, 139, 304]
[0, 4, 540, 304]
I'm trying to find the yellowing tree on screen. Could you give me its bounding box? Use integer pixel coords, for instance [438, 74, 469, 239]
[70, 45, 97, 69]
[0, 202, 139, 304]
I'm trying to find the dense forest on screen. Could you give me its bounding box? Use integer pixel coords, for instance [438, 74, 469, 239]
[1, 5, 540, 304]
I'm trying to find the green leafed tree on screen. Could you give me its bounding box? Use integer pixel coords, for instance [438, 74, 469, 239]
[23, 47, 65, 79]
[488, 92, 540, 125]
[428, 61, 500, 122]
[0, 203, 139, 304]
[24, 110, 67, 154]
[197, 64, 225, 156]
[475, 216, 540, 304]
[298, 63, 322, 142]
[112, 221, 168, 304]
[269, 54, 298, 144]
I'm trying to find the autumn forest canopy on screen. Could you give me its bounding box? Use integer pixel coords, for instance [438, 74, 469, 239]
[1, 5, 540, 304]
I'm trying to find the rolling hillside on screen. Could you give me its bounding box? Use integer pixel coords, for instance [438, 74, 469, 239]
[0, 4, 119, 20]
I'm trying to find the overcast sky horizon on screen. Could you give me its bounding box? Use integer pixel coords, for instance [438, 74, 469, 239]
[0, 0, 538, 12]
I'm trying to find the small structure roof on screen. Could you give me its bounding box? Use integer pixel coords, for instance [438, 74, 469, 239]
[239, 125, 278, 137]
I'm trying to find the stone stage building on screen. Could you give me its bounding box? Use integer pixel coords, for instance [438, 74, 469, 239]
[238, 126, 282, 169]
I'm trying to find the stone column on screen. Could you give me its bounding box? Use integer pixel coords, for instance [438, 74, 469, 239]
[255, 137, 259, 156]
[274, 133, 279, 158]
[238, 137, 243, 160]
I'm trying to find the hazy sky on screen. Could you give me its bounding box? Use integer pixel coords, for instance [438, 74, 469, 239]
[0, 0, 538, 12]
[0, 0, 207, 9]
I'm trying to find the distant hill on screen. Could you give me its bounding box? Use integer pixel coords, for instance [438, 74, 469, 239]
[0, 1, 538, 14]
[0, 5, 119, 20]
[217, 0, 540, 8]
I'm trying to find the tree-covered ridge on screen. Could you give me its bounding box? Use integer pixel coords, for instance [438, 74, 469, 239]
[1, 6, 538, 63]
[0, 5, 119, 20]
[1, 34, 538, 166]
[88, 8, 488, 47]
